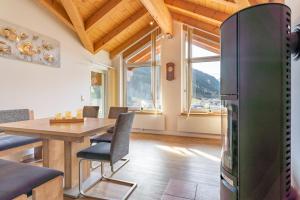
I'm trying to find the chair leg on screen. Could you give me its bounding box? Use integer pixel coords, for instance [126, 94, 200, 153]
[110, 158, 130, 176]
[90, 142, 102, 171]
[91, 160, 102, 170]
[79, 159, 104, 197]
[79, 159, 137, 200]
[91, 155, 129, 172]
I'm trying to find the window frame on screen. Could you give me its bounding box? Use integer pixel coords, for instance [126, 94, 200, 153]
[183, 26, 221, 114]
[122, 29, 161, 112]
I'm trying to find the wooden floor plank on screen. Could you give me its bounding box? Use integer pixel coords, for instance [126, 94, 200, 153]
[63, 133, 221, 200]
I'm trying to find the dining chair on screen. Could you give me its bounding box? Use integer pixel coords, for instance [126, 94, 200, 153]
[77, 112, 136, 199]
[90, 107, 128, 144]
[83, 106, 99, 118]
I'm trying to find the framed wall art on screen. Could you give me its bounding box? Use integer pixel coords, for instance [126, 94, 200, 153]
[0, 19, 60, 67]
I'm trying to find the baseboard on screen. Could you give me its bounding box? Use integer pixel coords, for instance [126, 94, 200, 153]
[132, 128, 221, 140]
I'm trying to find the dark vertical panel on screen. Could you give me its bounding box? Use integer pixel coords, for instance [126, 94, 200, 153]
[221, 15, 238, 95]
[238, 4, 284, 200]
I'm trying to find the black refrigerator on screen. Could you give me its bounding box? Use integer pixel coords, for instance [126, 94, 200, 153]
[220, 3, 292, 200]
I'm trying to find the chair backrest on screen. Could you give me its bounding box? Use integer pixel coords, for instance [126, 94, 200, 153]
[83, 106, 99, 118]
[0, 109, 30, 124]
[108, 107, 128, 119]
[110, 112, 135, 164]
[0, 109, 31, 133]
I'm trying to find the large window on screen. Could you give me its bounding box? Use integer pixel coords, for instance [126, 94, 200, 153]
[183, 26, 221, 113]
[123, 29, 161, 111]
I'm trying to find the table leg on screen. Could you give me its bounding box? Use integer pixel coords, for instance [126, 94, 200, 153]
[42, 139, 64, 172]
[64, 137, 90, 189]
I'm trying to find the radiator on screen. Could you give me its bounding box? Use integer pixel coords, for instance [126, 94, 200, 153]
[132, 114, 165, 131]
[177, 115, 221, 135]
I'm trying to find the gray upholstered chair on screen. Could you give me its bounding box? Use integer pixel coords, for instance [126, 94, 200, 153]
[90, 107, 128, 144]
[0, 159, 63, 200]
[77, 112, 136, 199]
[108, 107, 129, 119]
[83, 106, 99, 118]
[0, 109, 42, 159]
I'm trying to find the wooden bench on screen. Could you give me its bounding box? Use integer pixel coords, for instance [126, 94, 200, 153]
[0, 159, 63, 200]
[0, 109, 42, 158]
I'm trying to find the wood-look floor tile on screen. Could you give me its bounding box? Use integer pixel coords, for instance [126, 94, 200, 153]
[161, 194, 191, 200]
[164, 179, 197, 199]
[196, 183, 220, 200]
[63, 133, 221, 200]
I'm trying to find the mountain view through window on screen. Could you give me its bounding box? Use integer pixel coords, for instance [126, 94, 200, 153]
[189, 43, 221, 112]
[126, 66, 152, 109]
[191, 61, 220, 111]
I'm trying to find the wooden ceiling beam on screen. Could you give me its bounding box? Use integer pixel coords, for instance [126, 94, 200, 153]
[128, 46, 151, 63]
[172, 12, 220, 37]
[123, 35, 152, 59]
[236, 0, 250, 8]
[237, 0, 270, 8]
[193, 39, 220, 54]
[135, 53, 151, 63]
[61, 0, 94, 52]
[183, 25, 220, 44]
[165, 0, 229, 24]
[110, 24, 158, 58]
[193, 35, 220, 50]
[85, 0, 122, 32]
[94, 8, 148, 54]
[193, 29, 220, 45]
[242, 0, 283, 6]
[208, 0, 238, 11]
[191, 29, 220, 54]
[254, 0, 269, 3]
[269, 0, 285, 2]
[37, 0, 74, 31]
[128, 44, 161, 63]
[134, 47, 160, 63]
[139, 0, 173, 36]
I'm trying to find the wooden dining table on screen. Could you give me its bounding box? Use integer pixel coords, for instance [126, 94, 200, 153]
[0, 117, 115, 198]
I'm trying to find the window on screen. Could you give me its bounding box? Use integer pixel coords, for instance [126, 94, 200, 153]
[123, 29, 161, 111]
[90, 71, 106, 117]
[183, 26, 221, 113]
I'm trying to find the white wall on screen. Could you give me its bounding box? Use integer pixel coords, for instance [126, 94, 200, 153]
[160, 21, 183, 131]
[0, 0, 111, 118]
[285, 0, 300, 197]
[113, 21, 221, 137]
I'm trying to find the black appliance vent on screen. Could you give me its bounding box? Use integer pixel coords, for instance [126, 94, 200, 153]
[283, 8, 292, 199]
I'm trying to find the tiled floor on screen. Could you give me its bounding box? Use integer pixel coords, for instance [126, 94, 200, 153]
[63, 133, 221, 200]
[161, 179, 219, 200]
[163, 179, 198, 199]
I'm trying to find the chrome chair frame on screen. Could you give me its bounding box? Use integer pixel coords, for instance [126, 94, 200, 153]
[79, 158, 136, 200]
[91, 157, 129, 171]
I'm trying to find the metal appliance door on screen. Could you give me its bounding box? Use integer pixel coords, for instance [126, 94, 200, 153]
[221, 98, 238, 174]
[221, 177, 237, 200]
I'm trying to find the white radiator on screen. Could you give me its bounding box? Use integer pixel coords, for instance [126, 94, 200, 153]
[177, 115, 221, 135]
[132, 114, 165, 131]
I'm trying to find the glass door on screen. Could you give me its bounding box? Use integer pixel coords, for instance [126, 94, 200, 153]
[221, 99, 238, 174]
[90, 71, 106, 118]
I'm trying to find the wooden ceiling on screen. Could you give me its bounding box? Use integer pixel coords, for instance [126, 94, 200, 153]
[37, 0, 285, 58]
